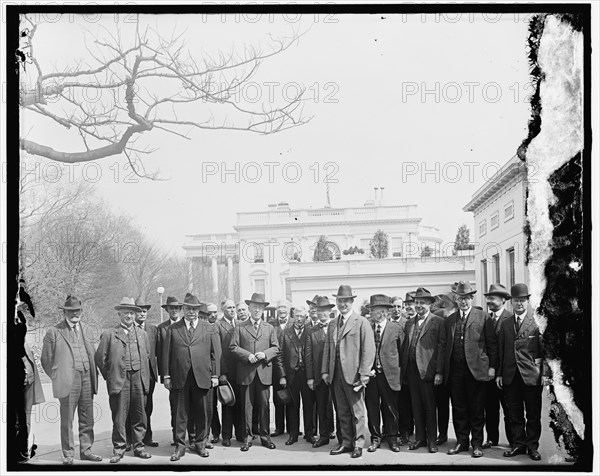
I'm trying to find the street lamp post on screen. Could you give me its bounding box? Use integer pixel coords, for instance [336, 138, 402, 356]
[157, 285, 165, 322]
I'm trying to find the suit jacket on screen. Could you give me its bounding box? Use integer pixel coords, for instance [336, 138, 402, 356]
[216, 317, 238, 378]
[230, 319, 279, 386]
[321, 311, 376, 386]
[95, 325, 151, 396]
[488, 308, 513, 334]
[157, 318, 178, 382]
[444, 307, 498, 382]
[371, 320, 403, 391]
[162, 319, 221, 390]
[41, 320, 99, 399]
[277, 325, 309, 382]
[24, 342, 45, 405]
[140, 322, 159, 381]
[498, 309, 549, 386]
[305, 323, 328, 386]
[400, 313, 446, 382]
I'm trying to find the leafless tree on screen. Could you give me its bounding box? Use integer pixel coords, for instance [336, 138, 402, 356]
[19, 15, 311, 174]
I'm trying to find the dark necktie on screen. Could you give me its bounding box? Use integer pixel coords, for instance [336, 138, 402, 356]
[254, 321, 259, 332]
[515, 315, 522, 332]
[338, 315, 344, 328]
[72, 325, 78, 342]
[188, 321, 196, 339]
[375, 324, 382, 370]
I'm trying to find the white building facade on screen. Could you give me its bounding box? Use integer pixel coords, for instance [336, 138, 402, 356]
[463, 155, 529, 308]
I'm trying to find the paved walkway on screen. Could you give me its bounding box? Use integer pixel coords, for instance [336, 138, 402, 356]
[26, 382, 571, 467]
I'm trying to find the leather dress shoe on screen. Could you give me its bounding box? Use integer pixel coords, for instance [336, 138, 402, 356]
[351, 447, 363, 458]
[367, 440, 380, 452]
[134, 450, 152, 459]
[503, 446, 527, 457]
[435, 435, 448, 445]
[285, 437, 298, 445]
[270, 430, 283, 437]
[211, 436, 220, 444]
[313, 437, 329, 448]
[389, 439, 401, 452]
[528, 449, 541, 461]
[408, 440, 427, 451]
[62, 457, 74, 465]
[144, 440, 159, 447]
[429, 444, 438, 453]
[261, 439, 276, 449]
[80, 453, 102, 462]
[447, 443, 469, 455]
[330, 445, 352, 455]
[194, 445, 209, 457]
[240, 441, 252, 451]
[222, 438, 231, 447]
[170, 448, 186, 461]
[109, 454, 124, 464]
[472, 446, 483, 458]
[481, 440, 496, 449]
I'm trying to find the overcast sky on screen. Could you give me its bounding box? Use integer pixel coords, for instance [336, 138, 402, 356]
[20, 12, 533, 253]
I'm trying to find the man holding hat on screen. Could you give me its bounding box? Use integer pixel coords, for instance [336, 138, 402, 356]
[496, 283, 551, 461]
[365, 294, 403, 453]
[444, 281, 497, 458]
[199, 303, 221, 448]
[400, 287, 446, 454]
[230, 293, 280, 451]
[95, 297, 152, 463]
[306, 296, 338, 448]
[322, 285, 375, 459]
[482, 284, 513, 449]
[41, 296, 102, 465]
[217, 299, 244, 446]
[156, 296, 183, 446]
[162, 293, 221, 460]
[269, 300, 292, 438]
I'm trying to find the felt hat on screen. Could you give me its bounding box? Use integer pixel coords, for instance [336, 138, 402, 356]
[332, 284, 357, 299]
[244, 293, 270, 307]
[58, 295, 83, 310]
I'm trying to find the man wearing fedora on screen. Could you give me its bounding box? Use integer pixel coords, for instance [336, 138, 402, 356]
[277, 304, 314, 445]
[199, 303, 221, 448]
[95, 297, 152, 463]
[230, 293, 280, 451]
[322, 284, 375, 459]
[41, 296, 102, 465]
[365, 294, 403, 453]
[162, 293, 221, 460]
[482, 283, 513, 449]
[496, 283, 551, 461]
[217, 299, 244, 446]
[396, 292, 415, 445]
[306, 295, 320, 328]
[157, 296, 184, 446]
[444, 282, 497, 458]
[306, 296, 338, 448]
[400, 287, 446, 454]
[124, 298, 159, 450]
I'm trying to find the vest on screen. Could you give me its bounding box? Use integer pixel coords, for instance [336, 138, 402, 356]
[124, 328, 141, 371]
[373, 323, 384, 373]
[71, 325, 89, 371]
[451, 313, 467, 363]
[408, 318, 421, 363]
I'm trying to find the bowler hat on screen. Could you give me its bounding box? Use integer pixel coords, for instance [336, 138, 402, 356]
[404, 291, 415, 303]
[314, 296, 335, 309]
[484, 283, 511, 299]
[245, 293, 270, 307]
[510, 283, 530, 299]
[413, 287, 436, 302]
[59, 295, 83, 310]
[452, 281, 477, 296]
[181, 293, 202, 308]
[332, 284, 357, 299]
[161, 296, 182, 309]
[217, 381, 236, 407]
[306, 294, 320, 306]
[134, 297, 151, 310]
[115, 297, 142, 312]
[366, 294, 393, 309]
[275, 387, 293, 406]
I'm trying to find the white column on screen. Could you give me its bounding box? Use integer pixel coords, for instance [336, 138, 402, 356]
[211, 257, 219, 297]
[227, 256, 234, 299]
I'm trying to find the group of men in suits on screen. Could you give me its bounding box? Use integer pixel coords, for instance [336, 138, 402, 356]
[38, 280, 551, 464]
